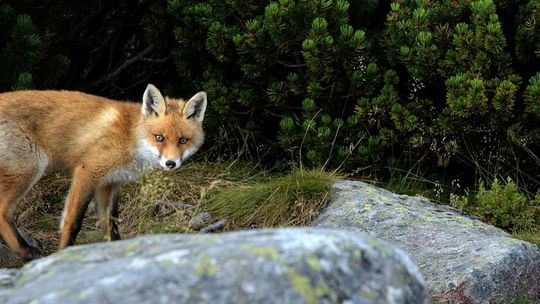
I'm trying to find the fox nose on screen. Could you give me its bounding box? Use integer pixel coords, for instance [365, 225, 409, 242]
[165, 160, 176, 169]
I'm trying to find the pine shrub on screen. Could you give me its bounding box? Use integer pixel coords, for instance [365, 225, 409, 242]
[0, 3, 69, 91]
[166, 0, 539, 194]
[167, 0, 384, 169]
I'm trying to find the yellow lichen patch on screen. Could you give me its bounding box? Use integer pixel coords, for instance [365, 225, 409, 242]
[306, 256, 321, 272]
[360, 289, 378, 301]
[195, 255, 217, 277]
[394, 206, 408, 212]
[363, 187, 377, 193]
[284, 267, 331, 304]
[125, 240, 141, 255]
[460, 221, 475, 228]
[352, 248, 363, 259]
[376, 195, 393, 202]
[241, 244, 280, 260]
[366, 238, 390, 255]
[363, 203, 374, 212]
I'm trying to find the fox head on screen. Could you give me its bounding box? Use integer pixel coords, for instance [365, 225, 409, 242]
[139, 84, 207, 171]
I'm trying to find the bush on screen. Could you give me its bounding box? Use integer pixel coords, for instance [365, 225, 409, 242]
[476, 178, 534, 230]
[0, 1, 174, 97]
[452, 177, 540, 231]
[0, 4, 69, 90]
[166, 0, 540, 194]
[167, 0, 383, 169]
[373, 0, 537, 182]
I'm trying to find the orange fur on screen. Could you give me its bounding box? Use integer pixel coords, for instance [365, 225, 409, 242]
[0, 85, 207, 259]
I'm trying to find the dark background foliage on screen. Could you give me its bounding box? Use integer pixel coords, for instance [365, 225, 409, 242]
[1, 0, 538, 195]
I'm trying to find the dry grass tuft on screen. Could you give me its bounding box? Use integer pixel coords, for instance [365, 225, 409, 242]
[119, 161, 265, 236]
[202, 168, 337, 229]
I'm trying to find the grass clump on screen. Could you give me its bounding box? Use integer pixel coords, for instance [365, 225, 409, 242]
[451, 177, 540, 233]
[203, 168, 337, 228]
[512, 230, 540, 247]
[120, 161, 263, 236]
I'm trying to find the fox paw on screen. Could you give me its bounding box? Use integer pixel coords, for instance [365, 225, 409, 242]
[21, 246, 41, 261]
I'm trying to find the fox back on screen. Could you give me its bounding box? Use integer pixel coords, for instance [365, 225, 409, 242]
[0, 84, 207, 260]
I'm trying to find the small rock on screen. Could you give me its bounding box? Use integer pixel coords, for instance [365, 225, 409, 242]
[153, 200, 196, 217]
[200, 219, 227, 233]
[18, 230, 39, 249]
[189, 212, 212, 230]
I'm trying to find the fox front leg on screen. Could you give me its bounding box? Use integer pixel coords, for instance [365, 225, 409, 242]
[58, 166, 96, 249]
[95, 184, 121, 241]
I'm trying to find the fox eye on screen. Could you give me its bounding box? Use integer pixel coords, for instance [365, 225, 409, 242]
[179, 137, 188, 144]
[155, 134, 164, 142]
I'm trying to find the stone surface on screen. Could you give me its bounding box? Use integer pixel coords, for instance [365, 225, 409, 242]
[314, 180, 540, 303]
[189, 212, 212, 230]
[0, 228, 430, 304]
[200, 219, 227, 233]
[0, 269, 17, 288]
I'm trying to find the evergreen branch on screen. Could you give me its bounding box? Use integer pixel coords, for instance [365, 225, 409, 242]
[276, 60, 306, 68]
[83, 44, 155, 90]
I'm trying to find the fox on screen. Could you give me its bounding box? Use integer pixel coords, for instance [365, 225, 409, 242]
[0, 84, 207, 260]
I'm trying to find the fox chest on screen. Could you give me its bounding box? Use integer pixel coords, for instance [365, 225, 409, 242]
[103, 166, 146, 184]
[102, 155, 160, 185]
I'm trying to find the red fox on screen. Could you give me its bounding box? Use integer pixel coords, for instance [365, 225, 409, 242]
[0, 84, 207, 260]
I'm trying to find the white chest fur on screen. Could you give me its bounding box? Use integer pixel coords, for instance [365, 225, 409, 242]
[102, 139, 161, 184]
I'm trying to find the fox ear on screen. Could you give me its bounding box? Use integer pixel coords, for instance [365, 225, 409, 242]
[142, 84, 166, 117]
[183, 92, 207, 122]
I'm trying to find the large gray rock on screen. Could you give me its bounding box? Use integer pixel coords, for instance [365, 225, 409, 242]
[0, 228, 430, 304]
[314, 181, 540, 303]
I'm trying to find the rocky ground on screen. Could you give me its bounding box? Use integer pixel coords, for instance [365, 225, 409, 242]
[1, 180, 539, 303]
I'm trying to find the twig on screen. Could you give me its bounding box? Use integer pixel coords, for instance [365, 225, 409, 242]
[84, 44, 155, 90]
[276, 60, 307, 68]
